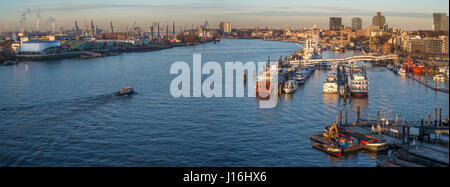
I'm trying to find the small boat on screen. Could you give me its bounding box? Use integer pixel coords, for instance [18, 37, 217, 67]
[115, 87, 135, 96]
[365, 140, 388, 152]
[399, 68, 406, 77]
[433, 73, 446, 81]
[283, 80, 298, 94]
[312, 142, 342, 156]
[0, 61, 18, 66]
[295, 71, 305, 84]
[300, 67, 310, 77]
[304, 62, 316, 72]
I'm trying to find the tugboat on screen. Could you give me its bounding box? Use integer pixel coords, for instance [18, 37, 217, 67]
[115, 87, 135, 96]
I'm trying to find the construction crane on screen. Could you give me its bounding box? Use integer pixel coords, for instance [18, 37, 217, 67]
[204, 20, 209, 30]
[165, 21, 169, 39]
[324, 124, 339, 139]
[75, 20, 79, 37]
[90, 20, 95, 37]
[157, 22, 160, 38]
[150, 22, 154, 40]
[173, 21, 175, 39]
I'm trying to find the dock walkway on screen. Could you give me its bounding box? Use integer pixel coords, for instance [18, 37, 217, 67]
[406, 73, 449, 93]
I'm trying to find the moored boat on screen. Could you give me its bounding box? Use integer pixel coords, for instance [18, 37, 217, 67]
[310, 124, 363, 156]
[0, 61, 18, 66]
[323, 72, 338, 93]
[348, 70, 369, 97]
[283, 80, 298, 94]
[295, 71, 305, 84]
[300, 66, 310, 77]
[334, 127, 387, 152]
[312, 142, 342, 157]
[433, 73, 446, 81]
[399, 67, 406, 77]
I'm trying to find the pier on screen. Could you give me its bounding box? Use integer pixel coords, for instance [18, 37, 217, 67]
[406, 73, 449, 93]
[323, 107, 449, 167]
[300, 54, 398, 64]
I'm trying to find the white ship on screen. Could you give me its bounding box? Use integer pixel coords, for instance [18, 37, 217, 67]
[348, 70, 369, 97]
[323, 72, 338, 93]
[302, 35, 322, 61]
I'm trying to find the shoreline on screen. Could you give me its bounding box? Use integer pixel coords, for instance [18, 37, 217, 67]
[4, 40, 215, 63]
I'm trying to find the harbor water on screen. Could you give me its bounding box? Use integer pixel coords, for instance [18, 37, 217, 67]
[0, 39, 448, 166]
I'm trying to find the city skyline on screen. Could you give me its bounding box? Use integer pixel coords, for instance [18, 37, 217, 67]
[0, 0, 449, 32]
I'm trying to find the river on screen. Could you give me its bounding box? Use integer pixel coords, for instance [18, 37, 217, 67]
[0, 39, 448, 166]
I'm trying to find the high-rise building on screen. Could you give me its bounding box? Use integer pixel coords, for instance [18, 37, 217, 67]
[372, 12, 386, 28]
[329, 17, 342, 31]
[220, 21, 231, 33]
[433, 13, 449, 31]
[382, 24, 389, 32]
[351, 17, 362, 31]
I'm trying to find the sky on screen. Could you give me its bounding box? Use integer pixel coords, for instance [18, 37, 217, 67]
[0, 0, 449, 32]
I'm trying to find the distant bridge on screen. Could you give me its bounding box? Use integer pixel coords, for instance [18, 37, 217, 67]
[299, 55, 398, 64]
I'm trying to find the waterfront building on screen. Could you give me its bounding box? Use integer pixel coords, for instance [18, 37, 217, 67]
[408, 37, 445, 54]
[352, 17, 362, 31]
[329, 17, 342, 31]
[220, 21, 232, 33]
[441, 36, 449, 55]
[433, 13, 449, 31]
[372, 12, 386, 28]
[17, 40, 61, 55]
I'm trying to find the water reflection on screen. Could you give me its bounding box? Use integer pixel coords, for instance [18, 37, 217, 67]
[283, 93, 295, 101]
[350, 97, 369, 113]
[322, 93, 339, 105]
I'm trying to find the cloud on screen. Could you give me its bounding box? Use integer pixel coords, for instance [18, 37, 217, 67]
[238, 6, 433, 19]
[34, 3, 246, 13]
